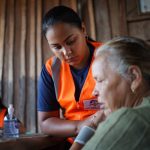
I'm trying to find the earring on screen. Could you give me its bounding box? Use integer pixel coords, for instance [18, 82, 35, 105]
[131, 87, 135, 93]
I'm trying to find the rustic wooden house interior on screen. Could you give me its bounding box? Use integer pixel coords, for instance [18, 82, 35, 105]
[0, 0, 150, 149]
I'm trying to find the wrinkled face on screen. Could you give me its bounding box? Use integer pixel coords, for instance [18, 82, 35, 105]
[92, 56, 132, 111]
[45, 23, 89, 69]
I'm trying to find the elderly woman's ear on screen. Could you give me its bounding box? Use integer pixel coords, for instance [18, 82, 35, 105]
[128, 65, 142, 93]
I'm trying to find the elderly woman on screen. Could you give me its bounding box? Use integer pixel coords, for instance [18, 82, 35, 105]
[70, 36, 150, 150]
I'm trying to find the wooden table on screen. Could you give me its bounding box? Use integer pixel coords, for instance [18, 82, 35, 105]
[0, 134, 69, 150]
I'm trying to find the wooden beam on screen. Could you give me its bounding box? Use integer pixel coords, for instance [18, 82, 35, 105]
[108, 0, 120, 37]
[19, 0, 27, 124]
[7, 0, 15, 104]
[60, 0, 77, 11]
[71, 0, 77, 11]
[36, 0, 42, 80]
[87, 0, 96, 40]
[36, 0, 42, 132]
[0, 0, 6, 96]
[108, 0, 128, 36]
[93, 0, 112, 41]
[26, 0, 36, 132]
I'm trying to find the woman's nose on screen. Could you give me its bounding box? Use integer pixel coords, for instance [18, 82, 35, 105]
[62, 46, 72, 56]
[92, 89, 99, 97]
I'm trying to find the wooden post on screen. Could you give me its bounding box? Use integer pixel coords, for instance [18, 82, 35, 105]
[18, 0, 27, 125]
[7, 0, 15, 104]
[0, 0, 6, 96]
[87, 0, 96, 40]
[26, 0, 36, 132]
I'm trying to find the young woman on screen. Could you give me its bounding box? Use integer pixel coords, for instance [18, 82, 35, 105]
[37, 5, 103, 144]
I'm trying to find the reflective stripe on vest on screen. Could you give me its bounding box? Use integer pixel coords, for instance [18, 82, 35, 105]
[51, 57, 61, 99]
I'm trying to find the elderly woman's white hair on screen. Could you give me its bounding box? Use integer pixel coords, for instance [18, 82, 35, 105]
[95, 36, 150, 83]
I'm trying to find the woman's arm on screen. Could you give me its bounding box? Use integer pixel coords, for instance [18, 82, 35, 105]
[69, 142, 83, 150]
[38, 110, 105, 137]
[38, 110, 79, 137]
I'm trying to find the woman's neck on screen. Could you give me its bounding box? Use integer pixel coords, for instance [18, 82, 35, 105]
[73, 45, 90, 70]
[133, 87, 150, 107]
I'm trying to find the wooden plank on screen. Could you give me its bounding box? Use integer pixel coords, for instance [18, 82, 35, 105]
[3, 1, 9, 106]
[108, 0, 128, 37]
[108, 0, 120, 37]
[36, 0, 42, 80]
[13, 0, 21, 120]
[60, 0, 77, 11]
[36, 0, 42, 132]
[93, 0, 112, 41]
[43, 0, 60, 15]
[8, 0, 14, 104]
[119, 0, 128, 35]
[42, 0, 59, 63]
[70, 0, 77, 11]
[126, 0, 138, 20]
[87, 0, 96, 40]
[3, 0, 14, 106]
[0, 0, 6, 97]
[128, 20, 150, 43]
[26, 0, 36, 132]
[18, 0, 26, 124]
[78, 0, 92, 39]
[126, 0, 150, 22]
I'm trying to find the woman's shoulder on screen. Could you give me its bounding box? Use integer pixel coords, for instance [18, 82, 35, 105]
[45, 56, 58, 76]
[45, 56, 56, 66]
[104, 105, 150, 129]
[108, 106, 146, 120]
[88, 40, 102, 48]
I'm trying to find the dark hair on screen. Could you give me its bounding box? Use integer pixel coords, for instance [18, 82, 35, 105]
[42, 5, 82, 35]
[95, 36, 150, 84]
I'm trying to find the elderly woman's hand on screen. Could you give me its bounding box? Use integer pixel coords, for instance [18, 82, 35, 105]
[76, 110, 106, 134]
[90, 110, 106, 128]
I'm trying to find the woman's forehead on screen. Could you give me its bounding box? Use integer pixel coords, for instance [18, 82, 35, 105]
[92, 55, 118, 77]
[92, 57, 108, 75]
[45, 23, 80, 44]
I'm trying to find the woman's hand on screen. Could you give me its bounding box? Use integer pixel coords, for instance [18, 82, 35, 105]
[76, 110, 106, 134]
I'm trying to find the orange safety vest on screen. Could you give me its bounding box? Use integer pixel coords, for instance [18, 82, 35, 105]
[46, 41, 102, 121]
[0, 108, 7, 128]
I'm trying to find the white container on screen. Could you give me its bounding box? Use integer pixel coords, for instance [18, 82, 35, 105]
[3, 104, 19, 138]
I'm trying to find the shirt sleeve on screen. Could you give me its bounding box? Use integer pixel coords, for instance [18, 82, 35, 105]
[37, 65, 60, 111]
[82, 108, 150, 150]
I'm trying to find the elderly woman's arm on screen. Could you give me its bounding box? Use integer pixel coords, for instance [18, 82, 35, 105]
[82, 107, 150, 150]
[70, 142, 83, 150]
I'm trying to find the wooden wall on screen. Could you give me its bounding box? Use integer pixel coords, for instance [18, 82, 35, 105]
[0, 0, 78, 133]
[0, 0, 149, 133]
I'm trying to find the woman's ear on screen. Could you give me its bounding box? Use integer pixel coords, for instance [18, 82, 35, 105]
[81, 22, 87, 36]
[128, 65, 142, 93]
